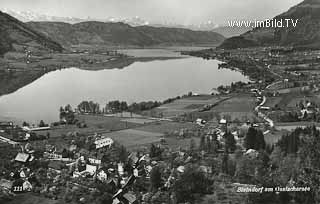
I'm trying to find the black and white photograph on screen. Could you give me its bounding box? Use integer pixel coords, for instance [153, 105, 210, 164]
[0, 0, 319, 203]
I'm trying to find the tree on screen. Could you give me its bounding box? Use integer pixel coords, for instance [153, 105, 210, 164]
[225, 131, 236, 153]
[235, 155, 259, 184]
[221, 153, 229, 174]
[62, 148, 69, 158]
[244, 127, 256, 150]
[189, 138, 196, 153]
[118, 145, 128, 163]
[173, 165, 210, 203]
[64, 104, 73, 112]
[199, 135, 206, 151]
[99, 192, 113, 204]
[101, 152, 111, 164]
[119, 101, 128, 112]
[150, 166, 162, 191]
[277, 129, 300, 155]
[39, 120, 46, 127]
[256, 130, 266, 150]
[206, 136, 212, 153]
[150, 144, 162, 158]
[244, 127, 266, 150]
[295, 127, 320, 203]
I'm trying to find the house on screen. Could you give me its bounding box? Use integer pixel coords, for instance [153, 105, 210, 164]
[144, 165, 152, 175]
[73, 170, 82, 178]
[45, 144, 56, 153]
[196, 119, 206, 127]
[89, 158, 101, 165]
[177, 166, 185, 173]
[0, 121, 13, 132]
[244, 149, 259, 158]
[15, 153, 31, 163]
[133, 169, 139, 177]
[94, 137, 114, 149]
[113, 198, 121, 204]
[97, 168, 108, 181]
[85, 164, 97, 176]
[22, 180, 32, 192]
[44, 152, 63, 160]
[260, 106, 270, 111]
[122, 193, 137, 204]
[69, 144, 77, 152]
[19, 170, 27, 178]
[118, 163, 124, 176]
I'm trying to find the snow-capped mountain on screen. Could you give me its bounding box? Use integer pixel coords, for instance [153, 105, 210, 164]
[1, 8, 85, 23]
[0, 8, 219, 30]
[0, 8, 150, 25]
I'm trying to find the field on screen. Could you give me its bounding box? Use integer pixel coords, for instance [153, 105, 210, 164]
[210, 94, 260, 122]
[276, 122, 320, 131]
[162, 136, 200, 150]
[120, 118, 155, 124]
[36, 114, 140, 138]
[265, 93, 320, 111]
[35, 114, 198, 150]
[102, 120, 199, 150]
[135, 121, 197, 133]
[151, 94, 261, 123]
[153, 95, 229, 118]
[102, 129, 164, 150]
[264, 96, 282, 109]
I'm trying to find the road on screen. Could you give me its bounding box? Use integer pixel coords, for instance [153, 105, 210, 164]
[0, 135, 19, 145]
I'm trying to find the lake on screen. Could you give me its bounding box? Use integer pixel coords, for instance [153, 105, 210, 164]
[0, 50, 249, 124]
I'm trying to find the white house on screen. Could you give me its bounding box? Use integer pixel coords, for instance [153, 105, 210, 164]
[94, 137, 114, 149]
[88, 158, 101, 165]
[97, 169, 108, 181]
[22, 181, 32, 192]
[85, 164, 97, 176]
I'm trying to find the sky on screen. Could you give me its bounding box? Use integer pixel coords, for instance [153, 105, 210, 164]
[0, 0, 303, 25]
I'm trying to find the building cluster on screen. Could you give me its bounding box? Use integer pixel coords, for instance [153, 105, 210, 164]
[0, 123, 220, 204]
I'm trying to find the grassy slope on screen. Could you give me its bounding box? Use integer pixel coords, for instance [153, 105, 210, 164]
[0, 11, 63, 55]
[219, 0, 320, 49]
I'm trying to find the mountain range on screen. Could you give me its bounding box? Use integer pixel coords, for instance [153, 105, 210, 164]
[1, 8, 222, 31]
[26, 21, 225, 48]
[0, 9, 226, 55]
[2, 0, 318, 55]
[220, 0, 320, 49]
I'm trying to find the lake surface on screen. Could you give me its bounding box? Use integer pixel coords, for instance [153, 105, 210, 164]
[0, 52, 249, 124]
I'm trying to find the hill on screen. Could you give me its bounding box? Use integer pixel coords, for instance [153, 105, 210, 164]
[219, 0, 320, 49]
[211, 26, 252, 38]
[0, 11, 63, 55]
[27, 21, 225, 48]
